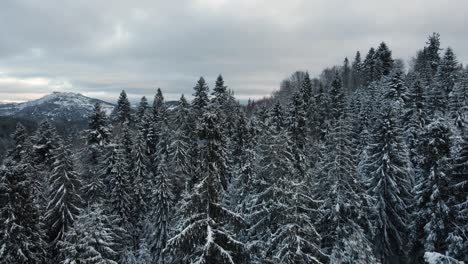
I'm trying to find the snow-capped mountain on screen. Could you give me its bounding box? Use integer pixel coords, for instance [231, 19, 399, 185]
[0, 92, 115, 127]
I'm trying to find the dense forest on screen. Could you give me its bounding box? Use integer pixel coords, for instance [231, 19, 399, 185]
[0, 33, 466, 264]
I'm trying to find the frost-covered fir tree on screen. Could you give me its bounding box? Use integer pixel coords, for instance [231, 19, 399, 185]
[106, 142, 132, 233]
[58, 204, 120, 264]
[0, 159, 46, 263]
[363, 108, 413, 264]
[166, 112, 247, 263]
[446, 134, 468, 262]
[351, 51, 363, 89]
[117, 90, 132, 124]
[136, 96, 149, 120]
[130, 130, 151, 238]
[315, 118, 376, 263]
[87, 102, 112, 147]
[44, 142, 83, 258]
[147, 145, 173, 264]
[191, 77, 210, 118]
[288, 92, 308, 178]
[147, 88, 166, 156]
[169, 95, 192, 196]
[329, 74, 345, 123]
[413, 120, 453, 258]
[247, 106, 323, 263]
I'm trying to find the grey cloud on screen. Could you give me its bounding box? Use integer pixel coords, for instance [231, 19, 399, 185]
[1, 0, 468, 103]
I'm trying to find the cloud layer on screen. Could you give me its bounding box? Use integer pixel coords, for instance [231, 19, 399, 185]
[1, 0, 467, 103]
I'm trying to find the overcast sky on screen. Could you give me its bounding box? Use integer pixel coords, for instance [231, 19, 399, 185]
[1, 0, 467, 103]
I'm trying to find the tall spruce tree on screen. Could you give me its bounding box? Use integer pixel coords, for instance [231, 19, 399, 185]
[44, 142, 83, 258]
[166, 112, 247, 263]
[117, 90, 132, 124]
[363, 109, 413, 263]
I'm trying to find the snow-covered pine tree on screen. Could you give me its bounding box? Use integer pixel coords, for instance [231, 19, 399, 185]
[7, 123, 29, 162]
[315, 117, 376, 263]
[81, 102, 112, 205]
[363, 47, 377, 85]
[58, 204, 120, 264]
[130, 130, 151, 238]
[136, 96, 149, 120]
[44, 141, 83, 258]
[147, 88, 165, 156]
[169, 95, 192, 197]
[288, 92, 308, 178]
[375, 42, 394, 77]
[0, 159, 46, 263]
[329, 74, 345, 123]
[351, 51, 363, 90]
[448, 69, 468, 138]
[413, 120, 453, 258]
[165, 111, 247, 263]
[446, 134, 468, 262]
[363, 108, 413, 263]
[191, 77, 210, 119]
[117, 90, 132, 124]
[147, 128, 174, 263]
[247, 105, 322, 263]
[107, 141, 132, 234]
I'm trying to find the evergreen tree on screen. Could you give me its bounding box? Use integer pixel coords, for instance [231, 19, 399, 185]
[413, 121, 453, 258]
[375, 42, 394, 76]
[248, 115, 322, 263]
[446, 134, 468, 262]
[136, 96, 149, 120]
[342, 57, 351, 91]
[0, 159, 46, 263]
[363, 47, 377, 85]
[191, 77, 210, 117]
[288, 93, 308, 178]
[44, 142, 83, 257]
[166, 112, 247, 263]
[316, 118, 376, 263]
[212, 74, 228, 107]
[87, 102, 112, 147]
[117, 90, 132, 124]
[363, 109, 413, 263]
[58, 204, 119, 264]
[329, 74, 345, 122]
[147, 144, 173, 264]
[351, 51, 363, 89]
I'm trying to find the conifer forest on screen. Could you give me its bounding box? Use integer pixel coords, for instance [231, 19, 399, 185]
[0, 33, 467, 264]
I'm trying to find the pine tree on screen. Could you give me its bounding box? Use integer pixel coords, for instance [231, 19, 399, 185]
[342, 57, 351, 91]
[212, 74, 228, 108]
[166, 112, 247, 263]
[58, 204, 119, 264]
[248, 115, 322, 263]
[107, 142, 132, 233]
[147, 88, 165, 156]
[316, 118, 376, 263]
[375, 42, 394, 76]
[363, 47, 377, 85]
[44, 142, 83, 257]
[147, 140, 173, 264]
[136, 96, 149, 120]
[0, 159, 46, 263]
[288, 93, 308, 178]
[329, 74, 345, 122]
[413, 120, 453, 257]
[363, 109, 413, 263]
[87, 102, 112, 147]
[446, 134, 468, 262]
[7, 123, 28, 162]
[117, 90, 132, 124]
[191, 77, 210, 118]
[352, 51, 363, 89]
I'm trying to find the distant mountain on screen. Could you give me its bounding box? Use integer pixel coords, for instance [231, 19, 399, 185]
[0, 92, 115, 130]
